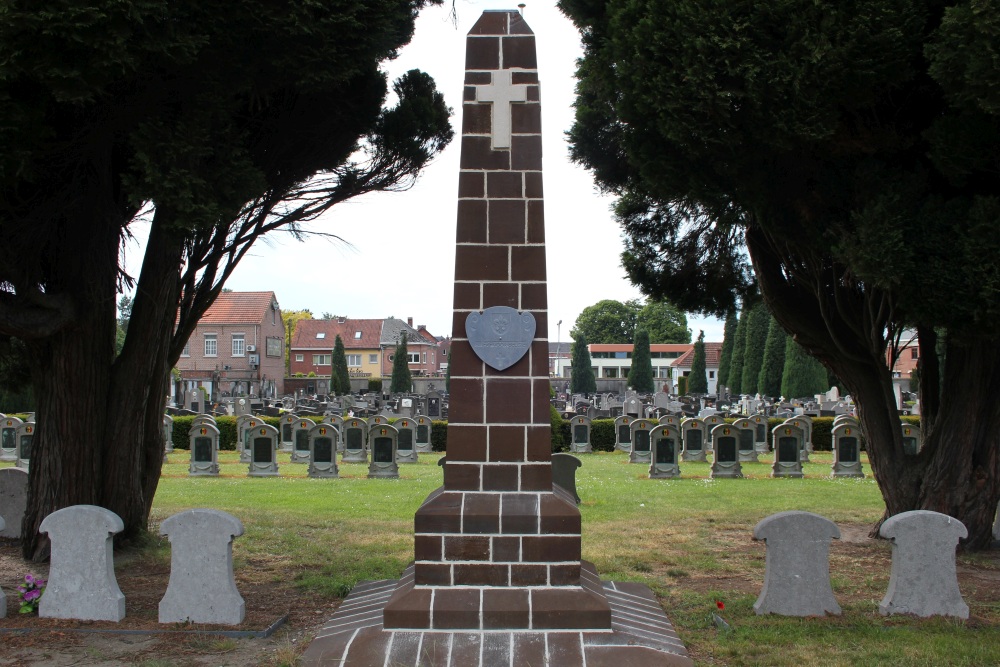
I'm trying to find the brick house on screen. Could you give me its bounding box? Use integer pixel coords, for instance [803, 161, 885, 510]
[173, 291, 284, 404]
[672, 342, 725, 395]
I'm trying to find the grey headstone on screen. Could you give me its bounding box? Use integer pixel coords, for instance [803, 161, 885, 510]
[0, 467, 28, 539]
[879, 510, 969, 618]
[753, 511, 842, 616]
[552, 453, 582, 504]
[39, 505, 126, 621]
[158, 509, 245, 625]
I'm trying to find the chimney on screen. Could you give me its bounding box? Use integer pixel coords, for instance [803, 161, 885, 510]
[407, 317, 413, 327]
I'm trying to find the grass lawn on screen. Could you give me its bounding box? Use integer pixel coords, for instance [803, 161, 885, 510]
[7, 448, 1000, 665]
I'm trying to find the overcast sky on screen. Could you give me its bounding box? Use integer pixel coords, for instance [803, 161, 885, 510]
[122, 1, 724, 344]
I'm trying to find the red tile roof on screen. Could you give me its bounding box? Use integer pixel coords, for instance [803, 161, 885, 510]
[672, 342, 724, 368]
[292, 318, 384, 350]
[198, 292, 278, 324]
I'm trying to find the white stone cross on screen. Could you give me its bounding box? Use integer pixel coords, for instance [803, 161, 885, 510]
[476, 69, 528, 149]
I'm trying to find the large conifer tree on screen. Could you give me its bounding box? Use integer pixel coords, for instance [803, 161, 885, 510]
[390, 333, 412, 393]
[757, 317, 787, 397]
[688, 330, 708, 393]
[629, 328, 654, 392]
[570, 333, 597, 394]
[332, 334, 351, 396]
[716, 309, 738, 390]
[740, 303, 770, 395]
[781, 338, 829, 399]
[727, 308, 748, 396]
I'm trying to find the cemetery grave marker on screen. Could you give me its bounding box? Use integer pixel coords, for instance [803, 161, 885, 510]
[247, 423, 280, 477]
[879, 510, 969, 618]
[733, 418, 759, 463]
[394, 418, 419, 464]
[552, 452, 583, 504]
[629, 418, 654, 464]
[367, 424, 399, 479]
[703, 414, 722, 450]
[321, 414, 345, 451]
[614, 415, 633, 452]
[901, 422, 921, 455]
[163, 414, 174, 454]
[39, 505, 126, 621]
[771, 424, 804, 478]
[831, 422, 865, 478]
[188, 422, 220, 477]
[341, 418, 368, 463]
[236, 414, 256, 463]
[280, 413, 299, 451]
[291, 417, 317, 464]
[753, 511, 842, 616]
[159, 509, 245, 625]
[0, 467, 28, 540]
[570, 415, 592, 454]
[680, 417, 707, 462]
[15, 421, 33, 471]
[785, 415, 813, 461]
[308, 423, 339, 478]
[752, 415, 768, 452]
[426, 390, 442, 418]
[649, 423, 681, 479]
[0, 416, 23, 461]
[191, 414, 217, 428]
[710, 424, 744, 478]
[413, 415, 433, 453]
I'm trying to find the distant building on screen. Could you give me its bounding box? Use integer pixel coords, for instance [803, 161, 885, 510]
[671, 342, 725, 395]
[553, 343, 691, 384]
[173, 291, 284, 404]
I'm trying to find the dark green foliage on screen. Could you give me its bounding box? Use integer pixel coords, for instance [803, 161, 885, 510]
[727, 309, 748, 395]
[629, 329, 654, 392]
[688, 331, 708, 393]
[550, 405, 567, 452]
[332, 335, 350, 396]
[636, 300, 691, 344]
[677, 375, 688, 396]
[573, 298, 689, 344]
[740, 303, 770, 395]
[782, 338, 829, 399]
[0, 335, 33, 412]
[570, 333, 597, 394]
[169, 415, 281, 450]
[589, 419, 617, 452]
[431, 420, 448, 452]
[716, 310, 738, 389]
[368, 378, 383, 393]
[390, 333, 412, 393]
[758, 317, 788, 397]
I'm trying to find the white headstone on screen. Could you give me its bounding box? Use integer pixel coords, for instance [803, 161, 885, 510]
[39, 505, 126, 621]
[879, 510, 969, 618]
[753, 511, 842, 616]
[159, 509, 245, 625]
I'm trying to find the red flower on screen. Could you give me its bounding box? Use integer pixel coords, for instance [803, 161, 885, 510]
[716, 601, 725, 611]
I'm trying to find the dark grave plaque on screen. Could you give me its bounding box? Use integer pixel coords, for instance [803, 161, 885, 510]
[716, 436, 737, 463]
[655, 438, 675, 464]
[253, 437, 272, 463]
[373, 437, 393, 463]
[633, 429, 651, 452]
[428, 398, 440, 418]
[314, 437, 334, 463]
[1, 428, 14, 449]
[345, 429, 363, 451]
[686, 430, 703, 451]
[416, 424, 430, 443]
[295, 429, 309, 452]
[756, 424, 766, 441]
[194, 437, 213, 462]
[840, 437, 858, 463]
[282, 423, 293, 442]
[573, 425, 588, 444]
[19, 435, 31, 460]
[398, 429, 413, 452]
[618, 425, 631, 444]
[902, 437, 918, 455]
[778, 437, 799, 463]
[739, 429, 754, 452]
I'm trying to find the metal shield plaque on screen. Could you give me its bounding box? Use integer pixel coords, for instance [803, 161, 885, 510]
[466, 306, 536, 371]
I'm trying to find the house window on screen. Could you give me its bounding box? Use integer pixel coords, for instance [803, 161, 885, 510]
[316, 333, 326, 339]
[911, 348, 919, 359]
[603, 367, 618, 378]
[347, 354, 361, 367]
[204, 334, 217, 357]
[181, 342, 190, 357]
[408, 352, 420, 364]
[369, 354, 378, 364]
[313, 354, 331, 365]
[232, 334, 245, 356]
[422, 352, 427, 363]
[709, 370, 715, 379]
[354, 331, 362, 339]
[295, 354, 304, 362]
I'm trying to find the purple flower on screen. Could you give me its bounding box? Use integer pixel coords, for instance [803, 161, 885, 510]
[24, 574, 34, 585]
[24, 590, 39, 601]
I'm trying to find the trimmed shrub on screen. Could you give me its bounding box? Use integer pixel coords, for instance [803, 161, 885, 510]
[590, 419, 616, 452]
[170, 415, 280, 450]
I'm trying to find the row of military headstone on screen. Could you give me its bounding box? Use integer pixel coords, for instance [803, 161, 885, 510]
[164, 413, 436, 480]
[752, 509, 968, 619]
[566, 413, 916, 480]
[0, 505, 246, 624]
[0, 415, 34, 471]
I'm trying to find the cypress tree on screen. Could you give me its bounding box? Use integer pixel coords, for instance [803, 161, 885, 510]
[740, 302, 770, 395]
[728, 308, 748, 395]
[757, 317, 787, 397]
[332, 334, 350, 396]
[688, 330, 708, 393]
[716, 309, 738, 389]
[390, 332, 412, 393]
[629, 328, 654, 392]
[781, 338, 830, 398]
[570, 333, 597, 394]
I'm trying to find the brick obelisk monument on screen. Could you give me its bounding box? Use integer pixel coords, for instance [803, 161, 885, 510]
[301, 10, 691, 665]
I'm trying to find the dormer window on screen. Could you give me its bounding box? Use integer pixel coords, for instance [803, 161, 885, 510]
[316, 333, 326, 339]
[354, 331, 362, 339]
